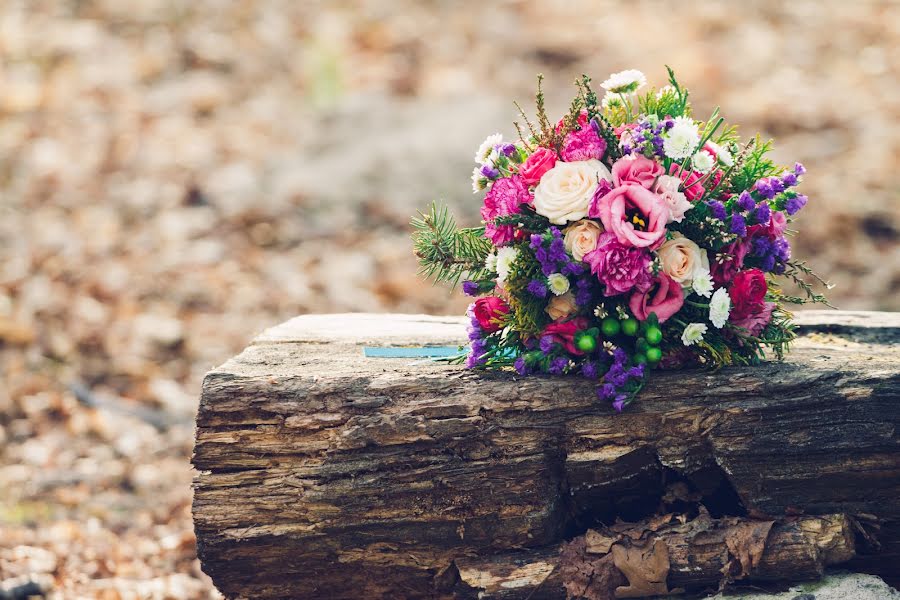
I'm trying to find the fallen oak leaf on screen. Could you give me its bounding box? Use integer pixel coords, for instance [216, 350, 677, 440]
[560, 537, 625, 600]
[611, 538, 670, 598]
[724, 519, 775, 579]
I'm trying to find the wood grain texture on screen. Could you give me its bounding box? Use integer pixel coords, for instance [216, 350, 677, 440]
[192, 311, 900, 599]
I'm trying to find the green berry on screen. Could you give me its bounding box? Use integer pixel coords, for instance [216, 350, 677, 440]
[646, 347, 663, 363]
[645, 326, 663, 346]
[633, 353, 648, 366]
[575, 333, 597, 353]
[620, 318, 639, 336]
[601, 317, 621, 337]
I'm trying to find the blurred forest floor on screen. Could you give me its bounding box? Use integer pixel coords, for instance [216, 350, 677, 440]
[1, 1, 898, 598]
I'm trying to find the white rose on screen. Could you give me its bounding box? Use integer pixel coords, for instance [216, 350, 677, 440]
[654, 175, 693, 224]
[657, 233, 710, 285]
[533, 160, 612, 225]
[563, 219, 604, 261]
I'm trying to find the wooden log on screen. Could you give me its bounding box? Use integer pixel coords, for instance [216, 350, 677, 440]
[453, 513, 856, 599]
[191, 311, 900, 599]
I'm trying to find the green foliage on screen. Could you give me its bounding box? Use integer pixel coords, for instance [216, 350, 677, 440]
[411, 202, 492, 287]
[772, 261, 836, 307]
[729, 135, 783, 192]
[503, 248, 548, 335]
[493, 206, 551, 232]
[665, 65, 690, 115]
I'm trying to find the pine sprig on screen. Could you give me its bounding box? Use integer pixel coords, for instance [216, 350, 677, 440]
[779, 260, 836, 307]
[411, 202, 492, 287]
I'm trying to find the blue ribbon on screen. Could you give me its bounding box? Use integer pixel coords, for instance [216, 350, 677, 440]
[363, 346, 464, 359]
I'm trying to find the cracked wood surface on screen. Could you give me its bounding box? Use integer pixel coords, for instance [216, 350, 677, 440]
[192, 311, 900, 599]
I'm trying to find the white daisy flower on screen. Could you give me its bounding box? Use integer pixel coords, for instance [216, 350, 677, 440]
[691, 150, 715, 174]
[601, 92, 624, 109]
[471, 166, 487, 193]
[495, 246, 519, 284]
[474, 133, 503, 164]
[547, 273, 571, 296]
[663, 117, 700, 160]
[600, 69, 647, 94]
[484, 251, 498, 273]
[681, 323, 708, 346]
[692, 270, 713, 298]
[705, 140, 734, 167]
[709, 287, 731, 329]
[593, 305, 608, 319]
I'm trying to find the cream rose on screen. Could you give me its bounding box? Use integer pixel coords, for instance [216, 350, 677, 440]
[657, 233, 710, 285]
[563, 219, 604, 261]
[533, 160, 612, 225]
[545, 291, 578, 321]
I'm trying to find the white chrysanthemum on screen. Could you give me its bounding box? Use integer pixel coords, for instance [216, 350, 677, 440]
[600, 69, 647, 94]
[547, 273, 571, 296]
[484, 251, 498, 273]
[681, 323, 708, 346]
[691, 150, 715, 174]
[593, 305, 608, 319]
[495, 246, 518, 284]
[692, 270, 713, 298]
[474, 133, 503, 163]
[709, 287, 731, 328]
[706, 140, 734, 167]
[656, 85, 676, 99]
[663, 117, 700, 160]
[601, 92, 624, 109]
[471, 166, 487, 193]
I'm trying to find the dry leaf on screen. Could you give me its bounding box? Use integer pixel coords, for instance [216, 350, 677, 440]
[724, 520, 775, 578]
[560, 537, 626, 600]
[611, 539, 670, 598]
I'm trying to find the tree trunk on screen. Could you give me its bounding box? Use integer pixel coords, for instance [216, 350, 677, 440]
[191, 311, 900, 599]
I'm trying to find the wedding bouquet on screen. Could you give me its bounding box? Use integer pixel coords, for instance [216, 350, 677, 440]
[412, 68, 830, 410]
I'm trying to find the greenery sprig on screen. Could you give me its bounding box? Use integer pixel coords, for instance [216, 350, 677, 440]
[411, 202, 492, 287]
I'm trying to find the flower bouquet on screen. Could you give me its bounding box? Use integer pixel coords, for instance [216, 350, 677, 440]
[412, 68, 830, 410]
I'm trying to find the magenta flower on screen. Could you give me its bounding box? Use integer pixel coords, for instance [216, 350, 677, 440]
[561, 127, 607, 162]
[481, 175, 533, 245]
[584, 232, 653, 296]
[628, 272, 685, 324]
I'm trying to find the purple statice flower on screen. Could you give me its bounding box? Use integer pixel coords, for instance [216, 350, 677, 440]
[462, 280, 479, 296]
[596, 349, 644, 410]
[466, 338, 487, 368]
[759, 254, 776, 272]
[770, 178, 785, 195]
[781, 172, 798, 188]
[530, 233, 543, 249]
[737, 191, 755, 212]
[539, 335, 555, 354]
[612, 396, 627, 412]
[730, 213, 747, 237]
[574, 278, 593, 306]
[480, 164, 500, 179]
[706, 200, 727, 221]
[548, 357, 569, 375]
[598, 383, 616, 401]
[527, 279, 548, 298]
[755, 178, 776, 200]
[773, 237, 791, 261]
[793, 162, 806, 176]
[622, 143, 633, 155]
[785, 194, 808, 215]
[563, 261, 583, 276]
[663, 117, 675, 130]
[754, 202, 771, 225]
[752, 236, 772, 257]
[581, 361, 599, 379]
[514, 356, 529, 375]
[501, 143, 517, 157]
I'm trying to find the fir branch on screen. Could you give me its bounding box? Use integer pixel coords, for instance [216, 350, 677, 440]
[780, 260, 836, 308]
[411, 202, 492, 288]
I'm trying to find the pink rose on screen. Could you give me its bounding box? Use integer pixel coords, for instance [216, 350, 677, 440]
[730, 301, 775, 337]
[668, 163, 705, 201]
[481, 175, 533, 246]
[710, 240, 749, 285]
[561, 127, 607, 162]
[541, 316, 589, 356]
[473, 296, 510, 333]
[729, 269, 768, 321]
[628, 273, 685, 324]
[611, 156, 663, 189]
[519, 148, 557, 186]
[589, 184, 668, 248]
[584, 232, 652, 296]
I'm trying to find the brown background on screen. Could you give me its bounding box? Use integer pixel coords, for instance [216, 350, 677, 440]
[1, 1, 898, 597]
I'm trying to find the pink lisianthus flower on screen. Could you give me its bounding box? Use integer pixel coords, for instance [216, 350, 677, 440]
[749, 210, 787, 239]
[653, 175, 693, 223]
[611, 156, 663, 189]
[561, 126, 607, 162]
[541, 316, 589, 356]
[481, 175, 533, 246]
[628, 273, 685, 323]
[584, 232, 653, 296]
[589, 184, 668, 249]
[668, 163, 706, 201]
[709, 240, 749, 285]
[730, 301, 775, 336]
[519, 147, 557, 186]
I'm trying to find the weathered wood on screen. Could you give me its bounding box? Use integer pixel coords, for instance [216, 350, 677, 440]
[192, 311, 900, 599]
[453, 513, 856, 599]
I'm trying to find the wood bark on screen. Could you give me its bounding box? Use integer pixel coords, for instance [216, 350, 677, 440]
[192, 311, 900, 599]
